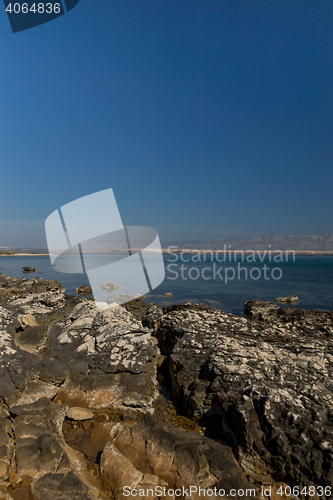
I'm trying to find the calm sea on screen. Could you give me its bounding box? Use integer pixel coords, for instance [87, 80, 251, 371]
[0, 254, 332, 316]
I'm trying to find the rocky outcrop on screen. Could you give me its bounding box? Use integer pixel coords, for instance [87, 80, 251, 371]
[121, 298, 157, 322]
[0, 271, 332, 498]
[275, 295, 298, 303]
[146, 302, 333, 489]
[244, 300, 280, 321]
[0, 275, 162, 497]
[1, 398, 109, 499]
[75, 285, 93, 296]
[0, 291, 159, 412]
[109, 413, 256, 500]
[245, 299, 333, 326]
[22, 267, 37, 273]
[0, 272, 254, 498]
[0, 272, 65, 300]
[49, 301, 159, 411]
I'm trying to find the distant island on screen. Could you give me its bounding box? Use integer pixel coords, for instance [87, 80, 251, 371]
[0, 247, 48, 256]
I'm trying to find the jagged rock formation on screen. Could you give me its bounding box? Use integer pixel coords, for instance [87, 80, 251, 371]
[146, 302, 333, 489]
[0, 273, 254, 499]
[105, 413, 255, 500]
[0, 271, 332, 498]
[0, 275, 159, 412]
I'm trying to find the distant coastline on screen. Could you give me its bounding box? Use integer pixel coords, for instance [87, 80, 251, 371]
[1, 250, 333, 257]
[0, 252, 49, 257]
[1, 234, 333, 257]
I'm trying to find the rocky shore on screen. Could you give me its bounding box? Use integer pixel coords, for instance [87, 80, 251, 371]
[0, 272, 332, 499]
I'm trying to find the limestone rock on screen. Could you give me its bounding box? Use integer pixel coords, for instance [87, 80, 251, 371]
[101, 442, 144, 497]
[276, 294, 299, 303]
[0, 272, 33, 300]
[109, 413, 255, 500]
[147, 301, 333, 488]
[8, 398, 108, 499]
[17, 313, 38, 328]
[15, 324, 49, 353]
[29, 278, 65, 294]
[50, 301, 159, 411]
[67, 407, 94, 421]
[0, 275, 159, 413]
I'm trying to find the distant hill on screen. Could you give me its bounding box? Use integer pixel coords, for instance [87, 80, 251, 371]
[162, 234, 333, 251]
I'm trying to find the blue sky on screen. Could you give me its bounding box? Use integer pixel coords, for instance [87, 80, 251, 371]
[1, 0, 332, 247]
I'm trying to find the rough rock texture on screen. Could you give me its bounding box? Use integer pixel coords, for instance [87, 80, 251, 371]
[0, 270, 332, 498]
[146, 302, 333, 488]
[0, 274, 163, 497]
[0, 285, 159, 412]
[244, 300, 280, 321]
[0, 272, 65, 301]
[48, 301, 159, 411]
[107, 413, 256, 500]
[122, 299, 157, 322]
[4, 398, 108, 499]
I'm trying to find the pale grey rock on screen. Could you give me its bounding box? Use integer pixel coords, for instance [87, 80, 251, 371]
[67, 407, 94, 420]
[7, 292, 66, 317]
[0, 282, 159, 413]
[44, 301, 159, 411]
[276, 294, 299, 303]
[17, 313, 38, 328]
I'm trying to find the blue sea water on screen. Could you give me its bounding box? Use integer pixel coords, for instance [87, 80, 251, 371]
[0, 254, 332, 316]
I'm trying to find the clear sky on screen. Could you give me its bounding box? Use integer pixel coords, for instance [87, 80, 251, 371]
[1, 0, 332, 247]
